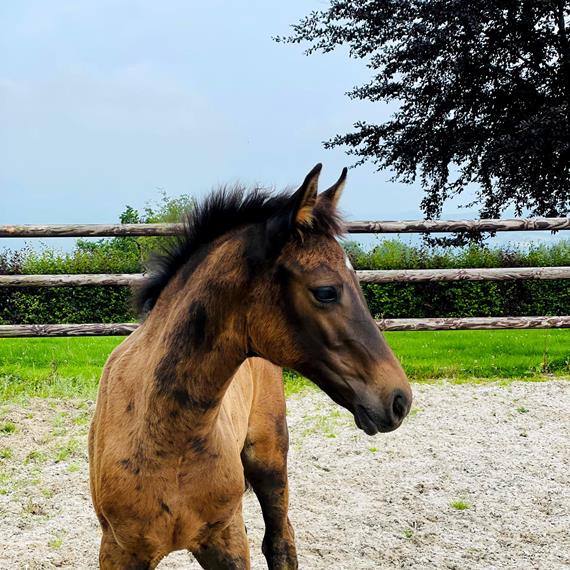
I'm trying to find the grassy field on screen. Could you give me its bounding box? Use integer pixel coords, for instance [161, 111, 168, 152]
[0, 330, 569, 401]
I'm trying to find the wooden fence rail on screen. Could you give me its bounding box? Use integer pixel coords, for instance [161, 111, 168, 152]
[0, 274, 146, 287]
[2, 316, 570, 338]
[1, 217, 568, 334]
[355, 267, 570, 283]
[1, 217, 570, 237]
[2, 266, 570, 287]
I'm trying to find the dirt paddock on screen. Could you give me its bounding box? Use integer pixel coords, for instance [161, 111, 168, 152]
[0, 380, 569, 569]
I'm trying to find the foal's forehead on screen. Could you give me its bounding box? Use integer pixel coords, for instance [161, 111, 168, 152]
[286, 234, 348, 270]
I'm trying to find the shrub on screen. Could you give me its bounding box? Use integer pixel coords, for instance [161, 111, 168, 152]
[345, 239, 570, 319]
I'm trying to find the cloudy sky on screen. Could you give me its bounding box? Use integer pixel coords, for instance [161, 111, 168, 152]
[0, 2, 559, 250]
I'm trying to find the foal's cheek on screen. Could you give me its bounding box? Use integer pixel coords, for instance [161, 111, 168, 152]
[250, 306, 302, 368]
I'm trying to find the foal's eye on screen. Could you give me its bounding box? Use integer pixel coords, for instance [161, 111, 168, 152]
[311, 286, 339, 304]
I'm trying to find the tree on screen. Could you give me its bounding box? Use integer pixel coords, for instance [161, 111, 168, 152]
[277, 1, 570, 239]
[75, 190, 195, 265]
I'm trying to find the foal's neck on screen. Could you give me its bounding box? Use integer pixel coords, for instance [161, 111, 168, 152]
[143, 239, 250, 434]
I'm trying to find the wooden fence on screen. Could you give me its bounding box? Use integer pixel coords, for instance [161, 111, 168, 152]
[0, 219, 569, 337]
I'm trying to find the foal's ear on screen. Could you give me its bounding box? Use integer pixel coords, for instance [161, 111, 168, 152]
[290, 163, 322, 227]
[319, 167, 347, 209]
[264, 163, 322, 257]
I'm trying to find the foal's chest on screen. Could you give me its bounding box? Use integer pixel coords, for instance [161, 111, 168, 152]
[167, 448, 246, 549]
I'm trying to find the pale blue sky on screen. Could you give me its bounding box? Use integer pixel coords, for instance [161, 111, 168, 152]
[0, 2, 560, 251]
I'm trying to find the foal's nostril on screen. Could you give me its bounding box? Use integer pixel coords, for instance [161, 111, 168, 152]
[391, 391, 409, 422]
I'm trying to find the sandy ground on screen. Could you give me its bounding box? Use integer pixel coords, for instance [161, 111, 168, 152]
[0, 380, 569, 570]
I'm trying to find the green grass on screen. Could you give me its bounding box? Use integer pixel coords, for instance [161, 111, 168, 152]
[24, 450, 48, 464]
[283, 369, 311, 397]
[387, 329, 570, 381]
[0, 447, 13, 459]
[0, 337, 122, 400]
[450, 500, 471, 511]
[54, 438, 81, 463]
[0, 421, 17, 434]
[48, 533, 64, 549]
[0, 329, 568, 401]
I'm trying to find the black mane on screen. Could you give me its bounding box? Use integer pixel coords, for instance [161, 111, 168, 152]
[135, 185, 343, 316]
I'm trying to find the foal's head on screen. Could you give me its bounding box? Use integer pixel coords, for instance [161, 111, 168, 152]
[139, 164, 411, 434]
[246, 164, 412, 434]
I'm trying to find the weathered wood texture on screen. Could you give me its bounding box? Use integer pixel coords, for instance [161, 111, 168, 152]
[2, 267, 569, 287]
[0, 323, 138, 338]
[0, 274, 146, 287]
[0, 223, 181, 237]
[348, 218, 570, 233]
[375, 316, 570, 331]
[2, 316, 569, 337]
[1, 217, 569, 237]
[357, 266, 570, 283]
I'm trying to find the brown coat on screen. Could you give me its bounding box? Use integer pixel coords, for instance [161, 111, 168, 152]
[89, 165, 411, 569]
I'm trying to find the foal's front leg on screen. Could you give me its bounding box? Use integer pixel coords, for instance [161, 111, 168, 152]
[192, 506, 250, 570]
[242, 413, 298, 569]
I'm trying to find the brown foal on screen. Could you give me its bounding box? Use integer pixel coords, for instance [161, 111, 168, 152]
[89, 164, 412, 569]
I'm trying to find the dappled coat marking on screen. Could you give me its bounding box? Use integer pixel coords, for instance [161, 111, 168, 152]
[89, 164, 412, 569]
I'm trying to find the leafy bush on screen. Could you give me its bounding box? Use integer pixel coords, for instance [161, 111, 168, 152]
[344, 239, 570, 319]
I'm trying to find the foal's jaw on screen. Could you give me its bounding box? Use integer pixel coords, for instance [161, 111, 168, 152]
[301, 356, 412, 436]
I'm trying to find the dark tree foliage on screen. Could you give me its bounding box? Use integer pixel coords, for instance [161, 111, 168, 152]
[277, 1, 570, 238]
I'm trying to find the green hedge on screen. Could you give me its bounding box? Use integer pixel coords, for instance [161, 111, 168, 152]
[1, 211, 569, 324]
[0, 286, 135, 324]
[344, 240, 570, 319]
[0, 245, 138, 324]
[360, 280, 570, 319]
